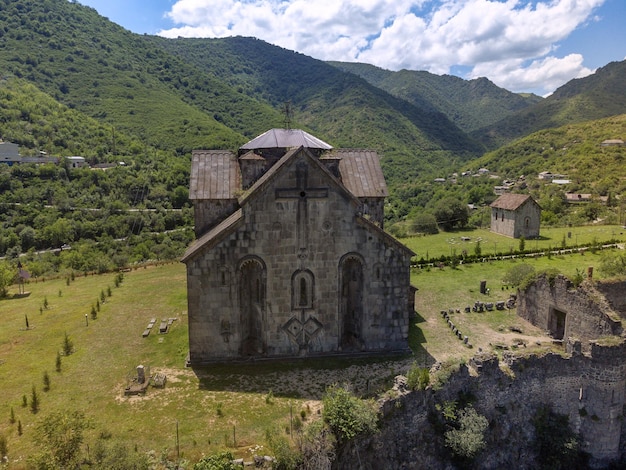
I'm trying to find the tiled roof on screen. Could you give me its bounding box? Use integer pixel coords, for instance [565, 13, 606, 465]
[490, 193, 533, 210]
[189, 150, 240, 200]
[334, 149, 388, 198]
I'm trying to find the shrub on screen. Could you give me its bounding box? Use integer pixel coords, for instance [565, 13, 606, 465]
[193, 451, 238, 470]
[266, 428, 302, 470]
[321, 384, 378, 443]
[502, 263, 535, 288]
[444, 406, 488, 461]
[406, 362, 430, 390]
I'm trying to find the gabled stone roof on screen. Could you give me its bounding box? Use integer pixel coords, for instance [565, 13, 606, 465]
[189, 150, 240, 200]
[490, 193, 537, 211]
[334, 149, 388, 198]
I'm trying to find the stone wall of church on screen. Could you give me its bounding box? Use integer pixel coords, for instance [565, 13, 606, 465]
[490, 201, 540, 239]
[193, 199, 239, 236]
[186, 155, 411, 363]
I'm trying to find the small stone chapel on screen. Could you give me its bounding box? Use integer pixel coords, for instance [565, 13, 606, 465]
[182, 128, 415, 364]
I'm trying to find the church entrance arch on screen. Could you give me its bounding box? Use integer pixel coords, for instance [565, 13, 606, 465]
[339, 253, 365, 351]
[238, 256, 266, 356]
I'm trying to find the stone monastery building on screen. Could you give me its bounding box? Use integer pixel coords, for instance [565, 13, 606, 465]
[490, 193, 541, 239]
[182, 129, 415, 364]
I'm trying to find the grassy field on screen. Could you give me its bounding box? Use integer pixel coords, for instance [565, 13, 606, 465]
[0, 263, 310, 466]
[401, 224, 625, 260]
[0, 234, 622, 466]
[409, 248, 615, 365]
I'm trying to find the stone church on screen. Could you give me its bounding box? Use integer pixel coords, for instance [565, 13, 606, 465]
[490, 193, 541, 239]
[182, 128, 415, 364]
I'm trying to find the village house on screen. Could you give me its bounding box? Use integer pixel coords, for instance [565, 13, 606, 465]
[489, 193, 541, 239]
[182, 128, 415, 364]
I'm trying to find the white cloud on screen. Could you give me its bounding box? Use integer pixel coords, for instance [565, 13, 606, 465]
[159, 0, 606, 94]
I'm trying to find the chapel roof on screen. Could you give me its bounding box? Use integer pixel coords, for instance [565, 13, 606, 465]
[490, 193, 536, 211]
[189, 150, 241, 200]
[240, 128, 333, 151]
[333, 149, 388, 198]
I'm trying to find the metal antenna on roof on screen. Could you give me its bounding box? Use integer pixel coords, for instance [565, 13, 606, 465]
[282, 101, 293, 129]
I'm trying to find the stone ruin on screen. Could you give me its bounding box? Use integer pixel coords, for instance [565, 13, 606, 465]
[335, 273, 626, 468]
[124, 365, 167, 396]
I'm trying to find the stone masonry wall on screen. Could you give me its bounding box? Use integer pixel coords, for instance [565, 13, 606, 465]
[338, 342, 626, 469]
[187, 152, 411, 363]
[517, 275, 622, 347]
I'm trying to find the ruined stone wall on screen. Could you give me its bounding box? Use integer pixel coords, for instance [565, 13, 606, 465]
[517, 275, 622, 346]
[338, 342, 626, 469]
[187, 152, 411, 363]
[595, 279, 626, 318]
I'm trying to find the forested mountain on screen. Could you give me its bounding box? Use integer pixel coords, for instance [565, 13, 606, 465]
[472, 60, 626, 149]
[0, 0, 485, 185]
[1, 0, 626, 272]
[328, 61, 542, 133]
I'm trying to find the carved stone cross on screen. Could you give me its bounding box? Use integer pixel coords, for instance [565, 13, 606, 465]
[275, 161, 328, 251]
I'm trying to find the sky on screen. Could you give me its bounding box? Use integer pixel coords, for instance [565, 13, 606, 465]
[77, 0, 626, 96]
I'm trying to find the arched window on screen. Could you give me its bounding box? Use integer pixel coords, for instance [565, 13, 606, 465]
[291, 270, 314, 309]
[238, 256, 267, 356]
[339, 253, 365, 350]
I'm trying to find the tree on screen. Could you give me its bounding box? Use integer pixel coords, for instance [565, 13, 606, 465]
[62, 331, 74, 356]
[411, 212, 439, 234]
[55, 350, 62, 372]
[0, 261, 16, 297]
[43, 371, 51, 392]
[444, 406, 489, 461]
[433, 197, 469, 231]
[473, 240, 482, 258]
[33, 410, 90, 468]
[0, 434, 7, 460]
[321, 384, 378, 443]
[30, 385, 39, 414]
[532, 405, 588, 469]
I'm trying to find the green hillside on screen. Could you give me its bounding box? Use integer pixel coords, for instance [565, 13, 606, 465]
[0, 0, 264, 153]
[328, 61, 542, 133]
[471, 114, 626, 209]
[0, 78, 141, 158]
[151, 36, 485, 178]
[473, 60, 626, 149]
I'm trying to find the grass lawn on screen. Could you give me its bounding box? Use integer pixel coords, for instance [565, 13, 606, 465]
[0, 263, 307, 466]
[0, 241, 622, 466]
[401, 224, 626, 260]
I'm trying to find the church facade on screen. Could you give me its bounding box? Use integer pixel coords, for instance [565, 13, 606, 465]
[182, 129, 415, 364]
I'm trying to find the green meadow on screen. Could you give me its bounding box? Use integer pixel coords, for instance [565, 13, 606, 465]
[402, 224, 625, 261]
[0, 226, 623, 466]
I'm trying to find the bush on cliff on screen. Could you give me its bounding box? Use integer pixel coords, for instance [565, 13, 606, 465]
[322, 384, 378, 443]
